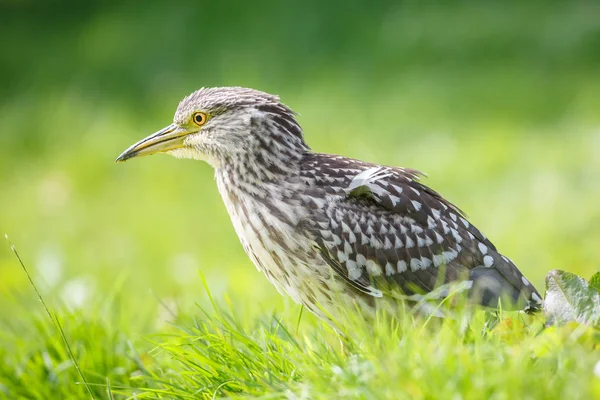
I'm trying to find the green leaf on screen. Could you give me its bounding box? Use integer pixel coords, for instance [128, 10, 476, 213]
[588, 272, 600, 295]
[543, 270, 600, 327]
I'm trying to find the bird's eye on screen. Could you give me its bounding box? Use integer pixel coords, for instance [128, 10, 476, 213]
[192, 112, 207, 126]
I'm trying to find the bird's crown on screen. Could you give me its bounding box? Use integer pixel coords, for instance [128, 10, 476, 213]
[174, 86, 284, 125]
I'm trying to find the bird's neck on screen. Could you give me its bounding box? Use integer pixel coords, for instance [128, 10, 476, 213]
[214, 108, 310, 219]
[215, 149, 304, 196]
[213, 144, 311, 237]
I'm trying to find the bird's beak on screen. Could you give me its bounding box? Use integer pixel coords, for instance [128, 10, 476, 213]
[115, 123, 190, 162]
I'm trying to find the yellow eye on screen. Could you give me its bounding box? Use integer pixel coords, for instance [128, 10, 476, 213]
[192, 112, 207, 126]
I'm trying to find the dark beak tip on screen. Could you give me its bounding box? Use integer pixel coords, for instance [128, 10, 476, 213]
[115, 123, 179, 164]
[115, 152, 132, 163]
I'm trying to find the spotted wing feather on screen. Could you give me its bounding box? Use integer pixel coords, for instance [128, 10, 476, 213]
[301, 154, 542, 311]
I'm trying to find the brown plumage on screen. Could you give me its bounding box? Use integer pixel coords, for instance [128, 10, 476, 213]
[116, 87, 542, 325]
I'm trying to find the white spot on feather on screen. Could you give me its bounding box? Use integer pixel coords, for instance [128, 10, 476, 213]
[385, 262, 395, 276]
[478, 243, 488, 255]
[483, 255, 494, 268]
[348, 230, 357, 244]
[391, 184, 403, 194]
[410, 258, 422, 271]
[427, 216, 436, 229]
[397, 260, 407, 272]
[411, 200, 422, 211]
[361, 234, 370, 245]
[344, 241, 353, 254]
[370, 235, 383, 249]
[337, 250, 349, 263]
[411, 224, 424, 234]
[311, 197, 326, 208]
[317, 221, 329, 229]
[346, 260, 362, 280]
[451, 228, 462, 243]
[366, 259, 383, 276]
[441, 220, 450, 234]
[420, 257, 432, 268]
[331, 234, 342, 246]
[394, 236, 403, 248]
[341, 221, 351, 233]
[435, 232, 444, 244]
[442, 249, 458, 262]
[384, 237, 393, 250]
[424, 235, 433, 247]
[356, 254, 367, 266]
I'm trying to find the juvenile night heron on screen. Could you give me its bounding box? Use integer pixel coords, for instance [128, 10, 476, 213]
[116, 87, 542, 323]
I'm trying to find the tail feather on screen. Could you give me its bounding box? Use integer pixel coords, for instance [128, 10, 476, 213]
[470, 252, 542, 312]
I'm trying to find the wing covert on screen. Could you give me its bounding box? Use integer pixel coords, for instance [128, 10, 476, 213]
[300, 157, 541, 310]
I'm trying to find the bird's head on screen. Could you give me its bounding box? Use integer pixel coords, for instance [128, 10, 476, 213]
[116, 87, 307, 169]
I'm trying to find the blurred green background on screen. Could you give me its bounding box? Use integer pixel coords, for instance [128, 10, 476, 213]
[1, 0, 599, 341]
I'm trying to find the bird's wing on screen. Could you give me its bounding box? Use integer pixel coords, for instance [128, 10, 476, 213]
[300, 154, 542, 310]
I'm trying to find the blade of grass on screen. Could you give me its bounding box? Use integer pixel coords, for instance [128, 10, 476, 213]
[295, 305, 304, 335]
[5, 234, 95, 400]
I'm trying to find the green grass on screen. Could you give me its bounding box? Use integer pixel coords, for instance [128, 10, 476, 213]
[2, 1, 600, 398]
[2, 267, 600, 399]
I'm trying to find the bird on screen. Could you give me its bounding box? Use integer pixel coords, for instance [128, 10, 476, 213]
[116, 86, 542, 325]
